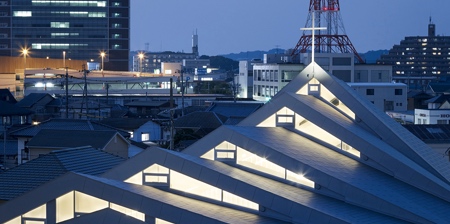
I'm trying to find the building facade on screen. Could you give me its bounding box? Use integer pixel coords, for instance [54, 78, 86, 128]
[348, 83, 407, 112]
[377, 21, 450, 90]
[0, 0, 130, 71]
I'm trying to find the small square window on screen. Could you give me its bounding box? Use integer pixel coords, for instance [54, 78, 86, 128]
[395, 89, 403, 95]
[366, 89, 374, 95]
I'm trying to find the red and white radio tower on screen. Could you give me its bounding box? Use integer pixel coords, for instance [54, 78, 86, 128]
[291, 0, 364, 63]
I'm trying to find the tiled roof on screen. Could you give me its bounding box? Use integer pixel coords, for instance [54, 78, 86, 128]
[0, 146, 125, 201]
[425, 94, 450, 104]
[206, 102, 263, 118]
[10, 118, 130, 138]
[0, 101, 34, 116]
[428, 83, 450, 93]
[15, 93, 51, 108]
[174, 111, 227, 129]
[99, 118, 154, 130]
[26, 129, 120, 149]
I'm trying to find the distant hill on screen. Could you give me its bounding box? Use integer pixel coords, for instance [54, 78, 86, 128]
[220, 49, 390, 63]
[362, 50, 390, 63]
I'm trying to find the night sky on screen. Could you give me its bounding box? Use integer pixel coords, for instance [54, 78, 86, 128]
[131, 0, 450, 56]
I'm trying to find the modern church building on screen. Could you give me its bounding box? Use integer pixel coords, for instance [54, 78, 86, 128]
[0, 0, 130, 71]
[1, 61, 450, 223]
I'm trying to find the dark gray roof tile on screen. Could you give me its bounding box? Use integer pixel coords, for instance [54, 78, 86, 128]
[0, 146, 125, 200]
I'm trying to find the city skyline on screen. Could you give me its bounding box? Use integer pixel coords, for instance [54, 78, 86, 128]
[131, 0, 450, 56]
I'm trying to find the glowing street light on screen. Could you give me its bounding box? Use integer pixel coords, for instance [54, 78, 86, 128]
[63, 51, 66, 68]
[138, 53, 144, 72]
[100, 51, 106, 77]
[100, 52, 105, 71]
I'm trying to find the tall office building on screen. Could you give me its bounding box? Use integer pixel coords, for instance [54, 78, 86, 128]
[0, 0, 129, 71]
[377, 20, 450, 89]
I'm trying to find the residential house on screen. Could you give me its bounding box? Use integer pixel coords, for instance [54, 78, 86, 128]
[0, 101, 33, 126]
[99, 118, 163, 143]
[26, 129, 130, 159]
[2, 62, 450, 223]
[15, 93, 57, 122]
[9, 118, 130, 164]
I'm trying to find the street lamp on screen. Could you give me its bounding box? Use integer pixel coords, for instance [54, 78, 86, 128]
[63, 51, 66, 68]
[100, 52, 105, 77]
[138, 53, 144, 72]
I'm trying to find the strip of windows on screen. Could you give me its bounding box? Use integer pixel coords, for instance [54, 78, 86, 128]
[32, 0, 106, 7]
[125, 163, 259, 210]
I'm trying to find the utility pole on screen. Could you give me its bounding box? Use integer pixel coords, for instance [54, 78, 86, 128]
[3, 124, 6, 169]
[181, 69, 185, 117]
[65, 66, 69, 118]
[169, 78, 174, 150]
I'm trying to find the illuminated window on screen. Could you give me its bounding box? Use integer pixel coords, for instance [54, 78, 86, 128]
[51, 22, 69, 28]
[56, 191, 74, 223]
[156, 218, 174, 224]
[276, 107, 295, 126]
[214, 141, 236, 162]
[75, 191, 108, 215]
[143, 164, 169, 186]
[13, 11, 31, 17]
[22, 204, 46, 223]
[110, 203, 145, 221]
[141, 133, 149, 141]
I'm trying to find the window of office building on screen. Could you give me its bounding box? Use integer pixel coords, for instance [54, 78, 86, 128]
[366, 89, 374, 95]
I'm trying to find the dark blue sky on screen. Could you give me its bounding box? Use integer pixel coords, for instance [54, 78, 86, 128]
[131, 0, 450, 56]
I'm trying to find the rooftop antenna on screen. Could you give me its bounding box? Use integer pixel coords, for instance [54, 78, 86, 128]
[145, 42, 149, 52]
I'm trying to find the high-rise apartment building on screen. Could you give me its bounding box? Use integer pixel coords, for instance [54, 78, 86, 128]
[377, 20, 450, 89]
[0, 0, 129, 71]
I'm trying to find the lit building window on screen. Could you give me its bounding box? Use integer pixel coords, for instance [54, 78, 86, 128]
[51, 22, 69, 28]
[214, 141, 236, 162]
[141, 133, 149, 141]
[13, 11, 32, 17]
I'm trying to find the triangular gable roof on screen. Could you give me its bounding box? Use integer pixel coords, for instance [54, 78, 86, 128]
[0, 146, 124, 201]
[239, 62, 450, 184]
[102, 147, 417, 223]
[0, 89, 17, 103]
[15, 93, 53, 108]
[0, 172, 286, 224]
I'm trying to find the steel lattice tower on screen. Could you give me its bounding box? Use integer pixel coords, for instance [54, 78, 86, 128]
[291, 0, 364, 63]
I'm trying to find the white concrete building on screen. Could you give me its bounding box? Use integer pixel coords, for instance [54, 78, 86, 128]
[252, 63, 304, 101]
[415, 94, 450, 124]
[348, 82, 407, 112]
